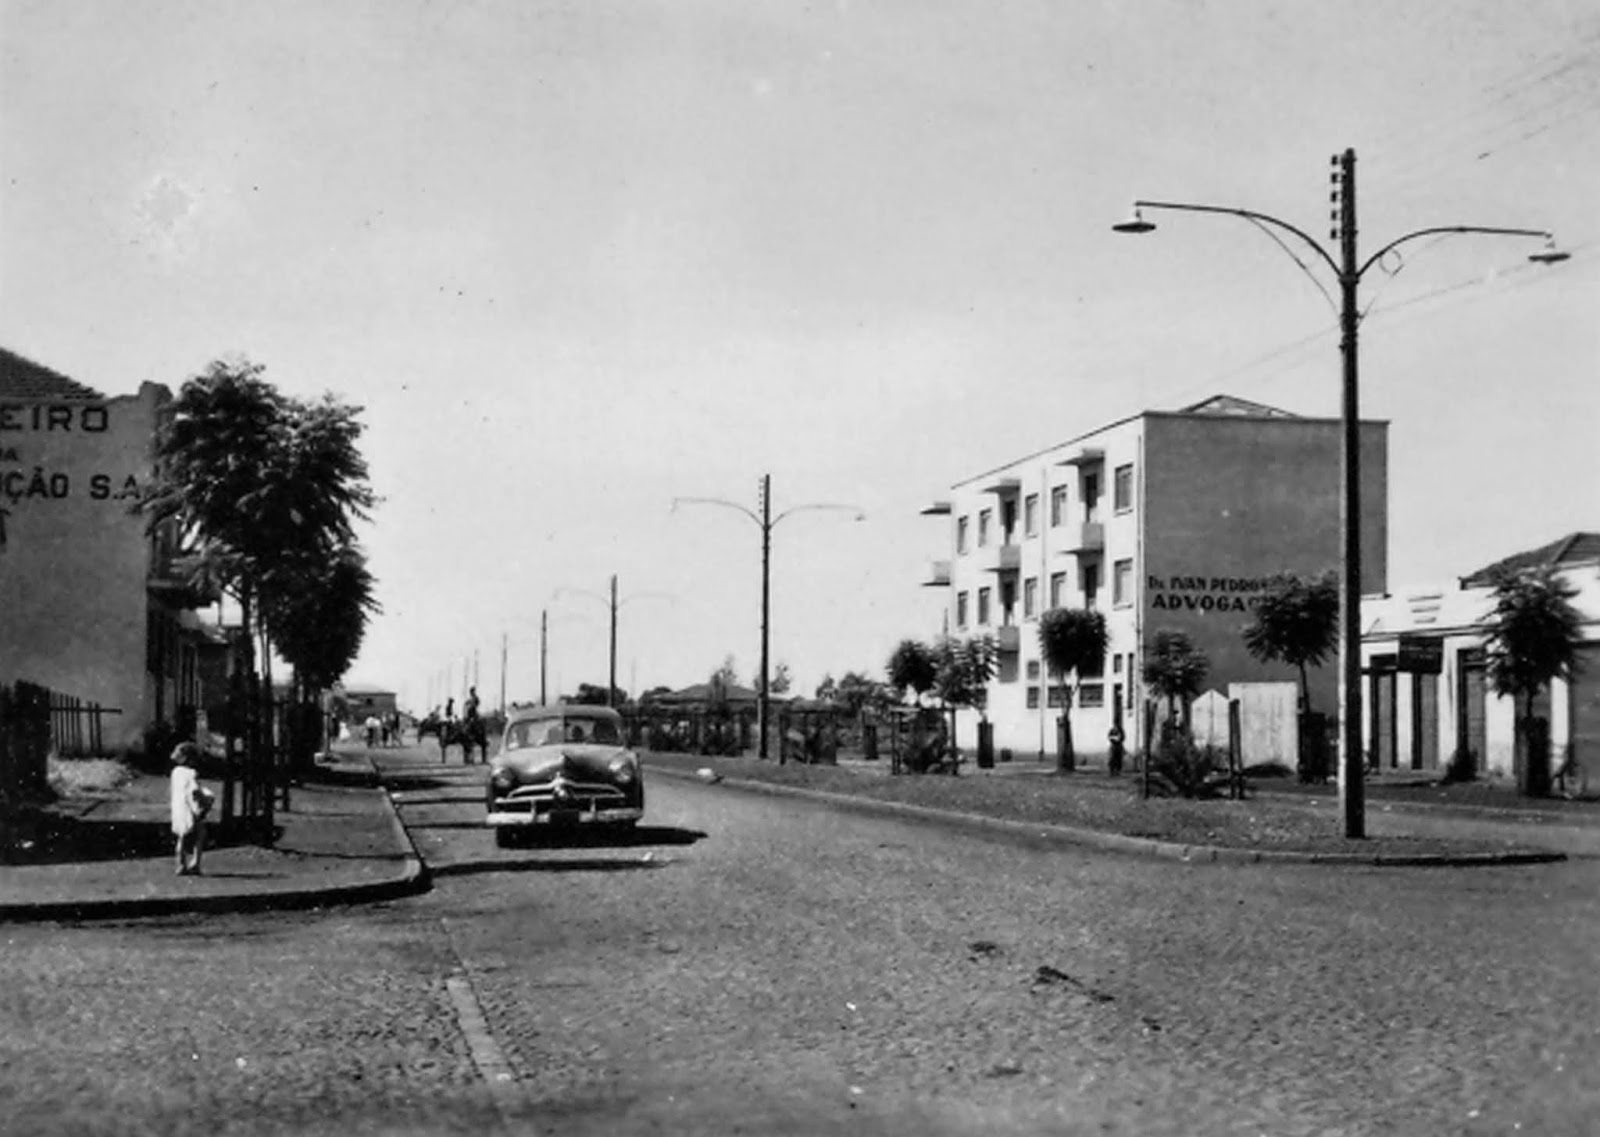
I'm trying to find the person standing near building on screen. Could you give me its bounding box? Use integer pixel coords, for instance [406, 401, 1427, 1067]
[170, 742, 212, 876]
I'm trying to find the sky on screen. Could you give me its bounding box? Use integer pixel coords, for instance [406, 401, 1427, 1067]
[4, 0, 1597, 711]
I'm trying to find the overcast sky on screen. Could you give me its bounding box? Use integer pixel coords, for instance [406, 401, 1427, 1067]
[4, 0, 1597, 709]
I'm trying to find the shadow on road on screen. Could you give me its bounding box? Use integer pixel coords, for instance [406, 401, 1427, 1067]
[496, 825, 708, 850]
[432, 856, 674, 877]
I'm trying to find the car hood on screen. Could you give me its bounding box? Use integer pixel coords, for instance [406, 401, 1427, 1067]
[495, 744, 632, 780]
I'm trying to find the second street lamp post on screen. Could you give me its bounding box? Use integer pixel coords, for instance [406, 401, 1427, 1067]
[552, 575, 673, 707]
[1116, 146, 1567, 838]
[674, 474, 865, 760]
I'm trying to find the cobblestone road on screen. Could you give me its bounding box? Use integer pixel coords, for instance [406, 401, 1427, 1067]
[4, 751, 1598, 1136]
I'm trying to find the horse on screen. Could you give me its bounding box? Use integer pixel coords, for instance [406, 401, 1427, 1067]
[424, 716, 488, 764]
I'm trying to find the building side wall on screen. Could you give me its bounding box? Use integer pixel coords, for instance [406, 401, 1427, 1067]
[0, 384, 166, 750]
[1141, 414, 1388, 718]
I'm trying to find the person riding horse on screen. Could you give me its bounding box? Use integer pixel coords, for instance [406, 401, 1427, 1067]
[458, 687, 488, 764]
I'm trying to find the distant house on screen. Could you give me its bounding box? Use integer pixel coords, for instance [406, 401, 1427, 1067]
[340, 685, 398, 722]
[0, 347, 217, 755]
[1361, 533, 1600, 779]
[648, 681, 766, 706]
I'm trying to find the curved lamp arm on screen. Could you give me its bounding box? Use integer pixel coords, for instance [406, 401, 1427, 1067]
[773, 503, 867, 528]
[671, 495, 761, 528]
[1356, 225, 1555, 280]
[1128, 199, 1341, 278]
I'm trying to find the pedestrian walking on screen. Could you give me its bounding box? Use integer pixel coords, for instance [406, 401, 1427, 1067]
[170, 742, 213, 876]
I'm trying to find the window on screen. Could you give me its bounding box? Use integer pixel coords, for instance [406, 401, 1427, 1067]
[1079, 683, 1105, 708]
[1023, 577, 1038, 619]
[1082, 471, 1102, 523]
[1114, 464, 1134, 512]
[956, 516, 969, 555]
[1113, 558, 1133, 607]
[1050, 485, 1068, 527]
[1026, 688, 1040, 709]
[1049, 571, 1067, 608]
[977, 586, 992, 625]
[1024, 494, 1039, 537]
[956, 591, 969, 628]
[1113, 653, 1123, 674]
[1047, 687, 1067, 708]
[1026, 660, 1040, 680]
[1000, 580, 1016, 625]
[978, 508, 992, 548]
[1082, 561, 1100, 609]
[1113, 683, 1124, 714]
[1000, 500, 1016, 544]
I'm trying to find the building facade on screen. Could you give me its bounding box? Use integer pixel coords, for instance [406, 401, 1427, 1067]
[0, 347, 214, 754]
[923, 395, 1388, 760]
[1361, 533, 1600, 779]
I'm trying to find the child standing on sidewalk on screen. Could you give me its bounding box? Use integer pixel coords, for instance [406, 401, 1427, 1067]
[169, 742, 212, 876]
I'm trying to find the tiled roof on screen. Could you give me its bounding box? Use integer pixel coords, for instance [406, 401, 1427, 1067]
[1179, 394, 1298, 418]
[1461, 532, 1600, 587]
[0, 347, 104, 400]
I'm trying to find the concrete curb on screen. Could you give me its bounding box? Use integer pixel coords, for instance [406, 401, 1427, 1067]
[645, 765, 1567, 867]
[0, 763, 432, 924]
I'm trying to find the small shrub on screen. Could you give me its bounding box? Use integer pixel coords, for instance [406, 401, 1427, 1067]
[1148, 732, 1226, 799]
[1442, 747, 1478, 784]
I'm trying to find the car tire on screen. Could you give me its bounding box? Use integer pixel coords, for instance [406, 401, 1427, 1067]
[494, 827, 517, 848]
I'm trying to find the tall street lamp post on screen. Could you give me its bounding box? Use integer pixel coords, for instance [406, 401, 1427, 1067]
[552, 575, 674, 707]
[674, 474, 864, 759]
[1115, 147, 1568, 838]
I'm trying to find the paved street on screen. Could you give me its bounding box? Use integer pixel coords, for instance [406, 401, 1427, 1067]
[4, 743, 1599, 1135]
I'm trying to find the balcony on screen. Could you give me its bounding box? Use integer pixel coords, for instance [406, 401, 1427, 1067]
[978, 543, 1021, 573]
[981, 476, 1021, 497]
[921, 500, 952, 516]
[1057, 447, 1105, 469]
[1060, 521, 1104, 554]
[921, 559, 952, 587]
[995, 624, 1021, 653]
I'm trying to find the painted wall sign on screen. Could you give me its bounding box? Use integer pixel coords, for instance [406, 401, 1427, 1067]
[1146, 573, 1274, 613]
[0, 466, 141, 503]
[0, 403, 111, 433]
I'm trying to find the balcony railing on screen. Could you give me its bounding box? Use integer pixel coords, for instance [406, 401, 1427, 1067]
[1060, 521, 1104, 553]
[980, 543, 1021, 573]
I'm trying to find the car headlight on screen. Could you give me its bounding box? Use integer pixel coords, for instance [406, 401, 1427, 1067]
[490, 767, 516, 792]
[608, 754, 637, 783]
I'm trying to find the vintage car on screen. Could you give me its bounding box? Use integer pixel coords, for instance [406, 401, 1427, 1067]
[485, 703, 644, 844]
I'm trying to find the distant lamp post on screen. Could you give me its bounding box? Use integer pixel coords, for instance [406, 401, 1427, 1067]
[1115, 147, 1568, 838]
[673, 474, 865, 758]
[552, 575, 674, 707]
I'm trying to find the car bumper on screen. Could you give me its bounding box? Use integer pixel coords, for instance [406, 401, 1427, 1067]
[487, 805, 643, 827]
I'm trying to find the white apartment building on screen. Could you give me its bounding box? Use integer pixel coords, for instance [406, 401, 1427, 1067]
[922, 395, 1388, 761]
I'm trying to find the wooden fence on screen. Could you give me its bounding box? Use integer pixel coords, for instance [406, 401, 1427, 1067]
[1, 680, 123, 805]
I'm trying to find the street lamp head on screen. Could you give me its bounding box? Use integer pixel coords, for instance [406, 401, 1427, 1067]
[1112, 206, 1156, 234]
[1528, 235, 1571, 265]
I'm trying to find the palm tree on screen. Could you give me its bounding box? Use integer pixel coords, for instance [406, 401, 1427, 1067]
[1038, 608, 1108, 772]
[1484, 566, 1583, 796]
[1241, 572, 1339, 713]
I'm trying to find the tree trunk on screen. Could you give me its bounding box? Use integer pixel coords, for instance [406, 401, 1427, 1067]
[1297, 662, 1311, 714]
[1056, 680, 1076, 773]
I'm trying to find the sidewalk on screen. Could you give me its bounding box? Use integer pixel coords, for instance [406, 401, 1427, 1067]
[0, 751, 426, 923]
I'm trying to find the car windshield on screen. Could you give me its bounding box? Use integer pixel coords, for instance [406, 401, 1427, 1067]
[504, 716, 622, 750]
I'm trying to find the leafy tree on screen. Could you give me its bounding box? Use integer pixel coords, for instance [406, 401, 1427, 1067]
[572, 682, 627, 706]
[640, 685, 673, 703]
[140, 358, 376, 830]
[886, 639, 938, 706]
[711, 655, 740, 688]
[1142, 629, 1210, 727]
[1038, 608, 1108, 772]
[934, 636, 998, 721]
[837, 670, 893, 716]
[814, 673, 838, 702]
[1484, 566, 1584, 795]
[1241, 572, 1339, 713]
[759, 661, 792, 697]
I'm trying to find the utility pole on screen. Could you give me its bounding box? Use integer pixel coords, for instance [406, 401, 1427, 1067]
[499, 632, 508, 714]
[540, 609, 548, 706]
[1333, 148, 1366, 838]
[608, 573, 619, 707]
[758, 474, 772, 759]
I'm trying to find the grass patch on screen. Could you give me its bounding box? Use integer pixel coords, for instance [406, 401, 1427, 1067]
[641, 752, 1550, 858]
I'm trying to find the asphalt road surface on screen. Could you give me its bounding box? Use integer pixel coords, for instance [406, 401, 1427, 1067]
[4, 743, 1598, 1136]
